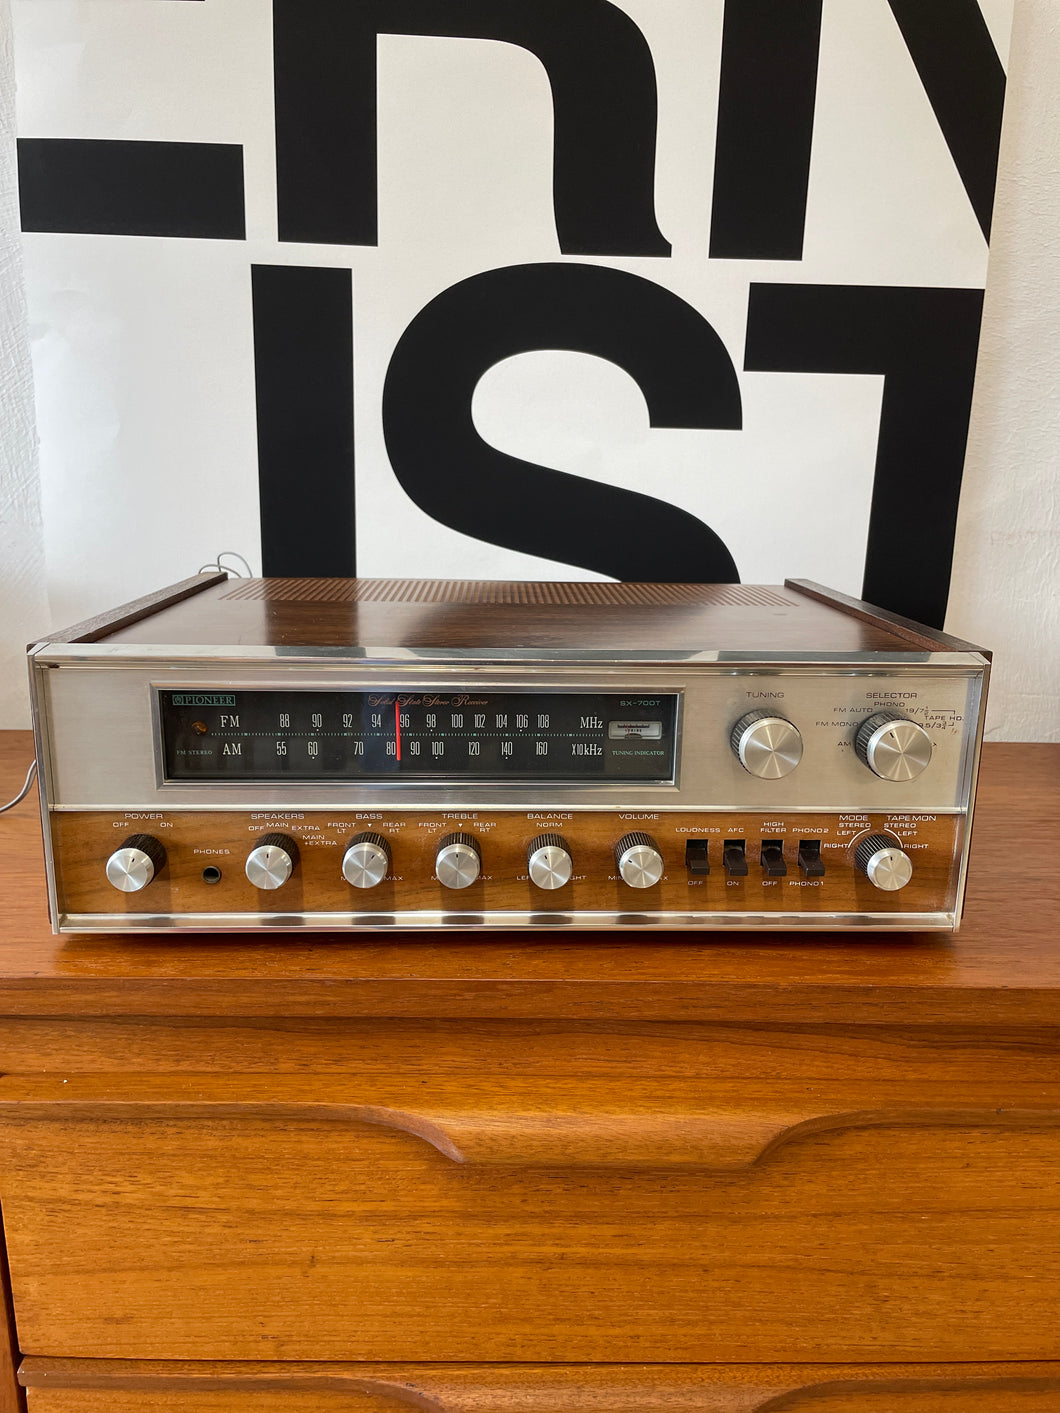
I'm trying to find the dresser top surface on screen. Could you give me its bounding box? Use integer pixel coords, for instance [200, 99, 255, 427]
[1, 734, 1056, 1023]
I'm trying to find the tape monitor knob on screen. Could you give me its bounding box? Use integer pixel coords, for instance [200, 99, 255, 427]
[342, 832, 391, 889]
[527, 834, 574, 890]
[105, 834, 166, 893]
[730, 710, 803, 778]
[615, 832, 665, 889]
[856, 833, 914, 891]
[856, 711, 933, 781]
[435, 833, 481, 890]
[245, 833, 299, 891]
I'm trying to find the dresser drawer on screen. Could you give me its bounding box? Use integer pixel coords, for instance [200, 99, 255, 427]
[2, 1074, 1059, 1363]
[17, 1359, 1060, 1413]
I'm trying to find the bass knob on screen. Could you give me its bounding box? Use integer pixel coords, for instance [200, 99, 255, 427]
[342, 832, 391, 889]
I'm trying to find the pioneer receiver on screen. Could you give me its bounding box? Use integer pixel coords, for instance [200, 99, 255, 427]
[28, 574, 990, 933]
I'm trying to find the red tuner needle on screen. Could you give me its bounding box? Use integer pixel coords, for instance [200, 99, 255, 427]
[395, 699, 402, 761]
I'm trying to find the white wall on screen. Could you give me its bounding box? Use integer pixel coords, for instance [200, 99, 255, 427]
[0, 0, 1056, 740]
[0, 0, 47, 728]
[947, 1, 1060, 741]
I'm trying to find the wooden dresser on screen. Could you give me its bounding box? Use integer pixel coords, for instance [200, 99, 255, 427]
[0, 731, 1058, 1412]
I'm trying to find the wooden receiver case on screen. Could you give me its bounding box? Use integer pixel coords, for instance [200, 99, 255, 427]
[27, 575, 990, 933]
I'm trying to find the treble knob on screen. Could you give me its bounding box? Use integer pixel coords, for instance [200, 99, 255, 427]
[856, 711, 932, 781]
[527, 834, 573, 890]
[615, 832, 665, 889]
[856, 833, 914, 891]
[342, 832, 391, 889]
[730, 710, 803, 778]
[105, 834, 166, 893]
[245, 833, 299, 890]
[435, 832, 481, 890]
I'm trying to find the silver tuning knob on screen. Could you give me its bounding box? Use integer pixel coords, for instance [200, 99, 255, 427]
[342, 832, 391, 889]
[527, 834, 573, 890]
[730, 710, 803, 778]
[615, 832, 664, 889]
[856, 833, 913, 891]
[245, 833, 298, 890]
[105, 834, 166, 893]
[435, 832, 481, 890]
[856, 711, 932, 781]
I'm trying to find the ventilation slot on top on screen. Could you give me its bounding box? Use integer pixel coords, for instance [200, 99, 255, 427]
[220, 579, 796, 608]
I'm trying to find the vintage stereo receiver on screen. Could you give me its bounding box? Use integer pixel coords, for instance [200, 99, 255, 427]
[29, 574, 990, 933]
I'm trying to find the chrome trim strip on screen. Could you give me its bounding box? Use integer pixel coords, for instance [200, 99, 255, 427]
[27, 656, 61, 937]
[59, 909, 957, 933]
[49, 802, 968, 815]
[952, 657, 991, 929]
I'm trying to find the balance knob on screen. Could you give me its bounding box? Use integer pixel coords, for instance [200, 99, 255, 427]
[856, 711, 933, 781]
[730, 710, 803, 778]
[615, 832, 664, 889]
[527, 834, 573, 890]
[856, 833, 914, 892]
[342, 832, 391, 889]
[105, 834, 166, 893]
[245, 833, 298, 890]
[435, 832, 481, 890]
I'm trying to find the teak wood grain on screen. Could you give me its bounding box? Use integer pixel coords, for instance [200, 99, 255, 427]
[1, 735, 1057, 1021]
[2, 1097, 1059, 1361]
[17, 1360, 1060, 1412]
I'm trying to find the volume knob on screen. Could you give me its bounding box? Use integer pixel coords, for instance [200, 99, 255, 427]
[856, 711, 932, 781]
[245, 833, 298, 890]
[105, 834, 166, 893]
[527, 834, 573, 890]
[342, 832, 391, 889]
[615, 832, 664, 889]
[856, 833, 913, 891]
[435, 832, 481, 890]
[730, 710, 803, 778]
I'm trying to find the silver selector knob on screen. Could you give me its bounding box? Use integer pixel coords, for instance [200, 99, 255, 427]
[105, 834, 166, 893]
[245, 833, 298, 891]
[730, 710, 803, 778]
[342, 832, 391, 889]
[615, 832, 665, 889]
[527, 834, 573, 890]
[856, 833, 914, 891]
[856, 711, 933, 781]
[435, 832, 481, 890]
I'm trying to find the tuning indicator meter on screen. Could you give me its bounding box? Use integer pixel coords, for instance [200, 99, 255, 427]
[159, 690, 679, 784]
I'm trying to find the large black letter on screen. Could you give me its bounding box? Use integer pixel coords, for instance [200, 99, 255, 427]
[383, 263, 741, 582]
[745, 283, 984, 627]
[274, 0, 669, 255]
[252, 266, 356, 577]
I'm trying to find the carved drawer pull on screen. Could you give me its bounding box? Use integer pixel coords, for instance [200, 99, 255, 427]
[2, 1075, 1059, 1170]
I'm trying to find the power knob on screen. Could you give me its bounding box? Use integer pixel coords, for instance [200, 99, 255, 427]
[615, 832, 665, 889]
[730, 710, 803, 778]
[435, 832, 481, 890]
[342, 832, 391, 889]
[245, 833, 299, 890]
[527, 834, 573, 890]
[856, 833, 914, 891]
[855, 711, 933, 781]
[105, 834, 166, 893]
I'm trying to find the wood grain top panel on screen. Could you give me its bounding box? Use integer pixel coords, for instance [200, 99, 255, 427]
[1, 734, 1057, 1022]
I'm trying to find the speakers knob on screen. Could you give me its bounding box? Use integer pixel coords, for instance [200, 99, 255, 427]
[527, 834, 573, 890]
[105, 834, 166, 893]
[435, 833, 481, 890]
[730, 710, 803, 778]
[245, 833, 298, 890]
[615, 832, 664, 889]
[856, 833, 913, 891]
[855, 711, 932, 781]
[342, 832, 391, 889]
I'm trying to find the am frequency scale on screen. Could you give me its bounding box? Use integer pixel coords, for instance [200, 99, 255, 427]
[28, 575, 989, 932]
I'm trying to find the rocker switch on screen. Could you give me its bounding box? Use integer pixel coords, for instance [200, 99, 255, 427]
[685, 840, 711, 876]
[723, 840, 748, 877]
[760, 840, 787, 877]
[798, 839, 826, 878]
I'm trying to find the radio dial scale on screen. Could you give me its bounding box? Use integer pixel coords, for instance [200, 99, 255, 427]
[28, 576, 990, 933]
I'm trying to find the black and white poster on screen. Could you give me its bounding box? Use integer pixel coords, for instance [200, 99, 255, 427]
[15, 0, 1012, 628]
